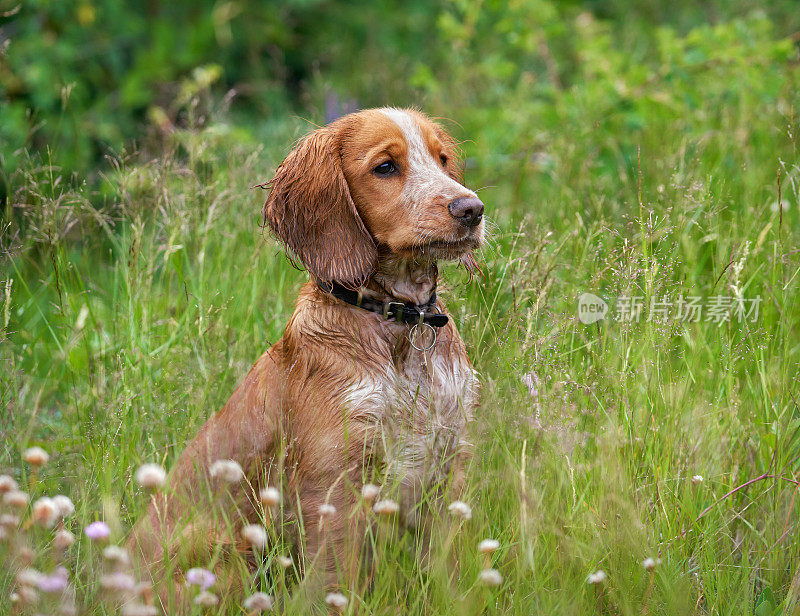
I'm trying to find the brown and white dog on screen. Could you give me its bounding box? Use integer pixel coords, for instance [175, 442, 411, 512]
[130, 107, 484, 600]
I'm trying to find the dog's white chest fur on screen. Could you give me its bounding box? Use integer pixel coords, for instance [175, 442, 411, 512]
[346, 340, 477, 507]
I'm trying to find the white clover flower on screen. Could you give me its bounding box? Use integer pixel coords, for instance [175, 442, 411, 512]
[0, 527, 7, 542]
[587, 570, 607, 584]
[17, 567, 44, 587]
[324, 592, 348, 609]
[4, 490, 29, 509]
[16, 585, 39, 605]
[372, 499, 399, 515]
[194, 590, 219, 607]
[135, 463, 167, 489]
[32, 496, 59, 527]
[37, 567, 69, 593]
[209, 459, 244, 483]
[277, 555, 293, 569]
[259, 486, 281, 507]
[478, 568, 503, 586]
[54, 529, 76, 549]
[84, 521, 111, 541]
[17, 546, 35, 565]
[0, 474, 18, 493]
[60, 599, 78, 616]
[185, 567, 216, 590]
[99, 571, 136, 592]
[691, 475, 703, 486]
[243, 592, 274, 612]
[23, 446, 50, 467]
[643, 557, 662, 571]
[121, 603, 159, 616]
[103, 545, 131, 567]
[319, 503, 337, 517]
[447, 500, 472, 520]
[361, 483, 380, 501]
[242, 524, 267, 549]
[0, 513, 20, 529]
[478, 539, 500, 554]
[52, 495, 75, 518]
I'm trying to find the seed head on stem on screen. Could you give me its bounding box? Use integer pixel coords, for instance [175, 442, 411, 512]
[23, 447, 50, 467]
[243, 592, 274, 613]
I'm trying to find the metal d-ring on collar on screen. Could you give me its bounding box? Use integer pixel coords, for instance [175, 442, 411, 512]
[409, 312, 438, 352]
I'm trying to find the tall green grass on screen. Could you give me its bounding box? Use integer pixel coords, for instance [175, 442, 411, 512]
[2, 11, 800, 616]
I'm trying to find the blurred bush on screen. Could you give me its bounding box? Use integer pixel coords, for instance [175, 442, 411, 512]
[0, 0, 798, 201]
[408, 1, 800, 231]
[0, 0, 444, 184]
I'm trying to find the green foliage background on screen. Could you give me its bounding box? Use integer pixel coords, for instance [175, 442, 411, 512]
[2, 1, 800, 614]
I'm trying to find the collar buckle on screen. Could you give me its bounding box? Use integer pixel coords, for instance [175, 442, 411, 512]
[382, 301, 406, 322]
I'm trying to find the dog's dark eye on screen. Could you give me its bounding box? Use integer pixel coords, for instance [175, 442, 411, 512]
[373, 161, 396, 176]
[440, 154, 448, 167]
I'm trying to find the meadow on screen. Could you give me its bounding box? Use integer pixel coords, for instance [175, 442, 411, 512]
[2, 2, 800, 614]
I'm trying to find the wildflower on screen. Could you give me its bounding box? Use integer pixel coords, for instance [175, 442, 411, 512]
[84, 521, 111, 541]
[587, 570, 607, 584]
[319, 503, 336, 517]
[103, 545, 131, 567]
[691, 475, 703, 486]
[60, 600, 78, 616]
[194, 590, 219, 607]
[17, 567, 44, 587]
[0, 513, 20, 529]
[209, 459, 243, 483]
[243, 592, 274, 612]
[32, 497, 59, 527]
[643, 557, 662, 571]
[52, 495, 75, 518]
[4, 490, 29, 509]
[99, 571, 136, 592]
[242, 524, 267, 549]
[478, 568, 503, 586]
[23, 446, 50, 467]
[135, 464, 167, 489]
[16, 585, 39, 605]
[478, 539, 500, 554]
[17, 546, 35, 565]
[121, 603, 159, 616]
[277, 555, 293, 569]
[447, 500, 472, 520]
[37, 567, 69, 593]
[372, 499, 399, 515]
[325, 592, 348, 609]
[0, 527, 7, 542]
[185, 567, 216, 590]
[361, 483, 380, 501]
[0, 474, 18, 493]
[54, 529, 75, 550]
[259, 486, 281, 507]
[522, 371, 539, 397]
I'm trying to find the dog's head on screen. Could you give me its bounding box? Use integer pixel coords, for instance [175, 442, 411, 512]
[263, 108, 484, 287]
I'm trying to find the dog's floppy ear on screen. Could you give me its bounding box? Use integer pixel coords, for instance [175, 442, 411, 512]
[263, 122, 377, 287]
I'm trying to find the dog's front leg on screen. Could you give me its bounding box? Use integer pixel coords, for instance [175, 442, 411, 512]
[129, 352, 282, 608]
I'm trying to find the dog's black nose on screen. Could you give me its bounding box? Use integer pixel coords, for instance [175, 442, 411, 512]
[448, 197, 484, 228]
